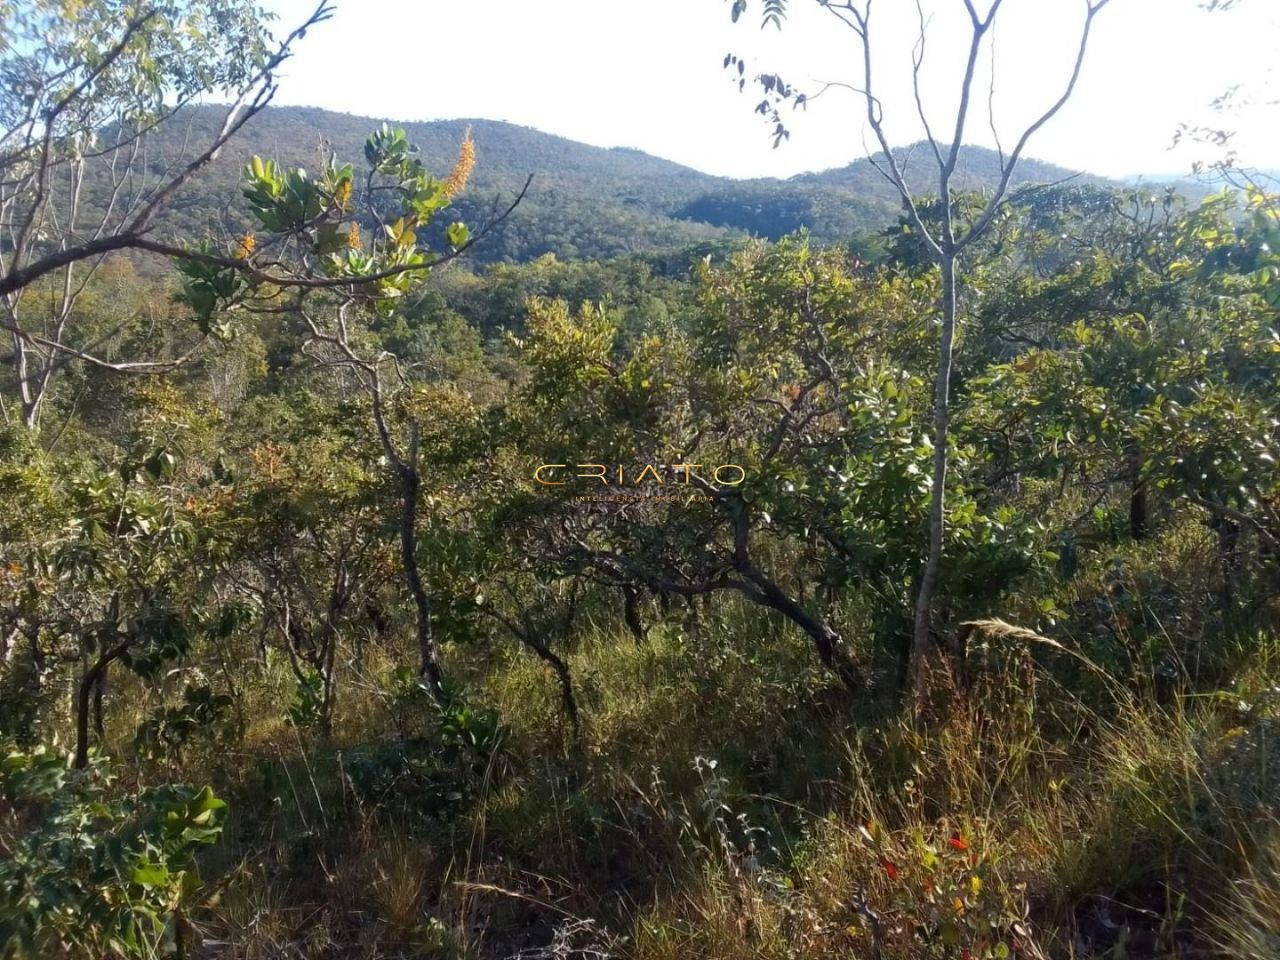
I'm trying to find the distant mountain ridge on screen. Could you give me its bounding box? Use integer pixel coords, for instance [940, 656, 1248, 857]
[145, 105, 1115, 263]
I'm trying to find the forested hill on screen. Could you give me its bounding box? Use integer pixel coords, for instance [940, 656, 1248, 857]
[152, 104, 1102, 263]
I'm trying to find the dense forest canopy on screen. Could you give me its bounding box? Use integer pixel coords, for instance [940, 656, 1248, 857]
[1, 2, 1278, 960]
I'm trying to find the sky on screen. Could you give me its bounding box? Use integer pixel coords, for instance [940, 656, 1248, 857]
[254, 0, 1279, 181]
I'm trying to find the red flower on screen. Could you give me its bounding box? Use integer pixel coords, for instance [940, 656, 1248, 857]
[879, 858, 899, 880]
[948, 836, 969, 852]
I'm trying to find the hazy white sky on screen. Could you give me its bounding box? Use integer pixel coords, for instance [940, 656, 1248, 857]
[257, 0, 1279, 180]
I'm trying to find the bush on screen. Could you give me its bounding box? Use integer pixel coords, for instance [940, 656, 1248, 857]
[0, 746, 227, 959]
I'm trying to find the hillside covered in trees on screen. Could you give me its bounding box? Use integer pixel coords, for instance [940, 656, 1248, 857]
[126, 105, 1099, 264]
[2, 3, 1278, 960]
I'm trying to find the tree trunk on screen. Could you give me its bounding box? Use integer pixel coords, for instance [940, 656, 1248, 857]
[319, 631, 337, 738]
[371, 386, 446, 702]
[364, 599, 390, 638]
[623, 585, 647, 643]
[11, 332, 41, 430]
[398, 457, 445, 699]
[910, 253, 959, 710]
[318, 561, 348, 738]
[740, 565, 860, 693]
[683, 596, 703, 642]
[75, 640, 129, 769]
[92, 662, 107, 741]
[493, 612, 581, 736]
[533, 640, 580, 736]
[1212, 515, 1241, 608]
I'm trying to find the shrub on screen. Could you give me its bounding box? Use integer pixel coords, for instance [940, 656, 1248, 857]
[0, 746, 226, 959]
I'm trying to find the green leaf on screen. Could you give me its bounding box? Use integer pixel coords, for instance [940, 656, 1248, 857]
[131, 859, 171, 888]
[188, 785, 226, 817]
[446, 221, 470, 249]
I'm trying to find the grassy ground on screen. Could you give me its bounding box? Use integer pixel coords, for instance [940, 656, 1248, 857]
[93, 518, 1280, 959]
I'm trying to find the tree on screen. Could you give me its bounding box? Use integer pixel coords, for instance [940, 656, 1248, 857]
[727, 0, 1116, 708]
[0, 0, 332, 428]
[966, 185, 1280, 604]
[2, 0, 528, 698]
[485, 241, 946, 694]
[187, 124, 526, 699]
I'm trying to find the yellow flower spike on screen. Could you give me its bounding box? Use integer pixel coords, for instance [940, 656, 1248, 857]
[233, 232, 256, 259]
[444, 127, 475, 199]
[346, 222, 361, 250]
[334, 178, 352, 211]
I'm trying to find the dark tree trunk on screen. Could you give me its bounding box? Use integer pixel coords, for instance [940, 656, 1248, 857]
[623, 585, 647, 644]
[493, 613, 580, 735]
[92, 663, 107, 741]
[538, 643, 580, 735]
[740, 565, 861, 694]
[370, 386, 446, 701]
[1129, 483, 1148, 540]
[318, 560, 349, 738]
[398, 458, 444, 699]
[1212, 515, 1241, 607]
[75, 640, 129, 769]
[364, 599, 390, 638]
